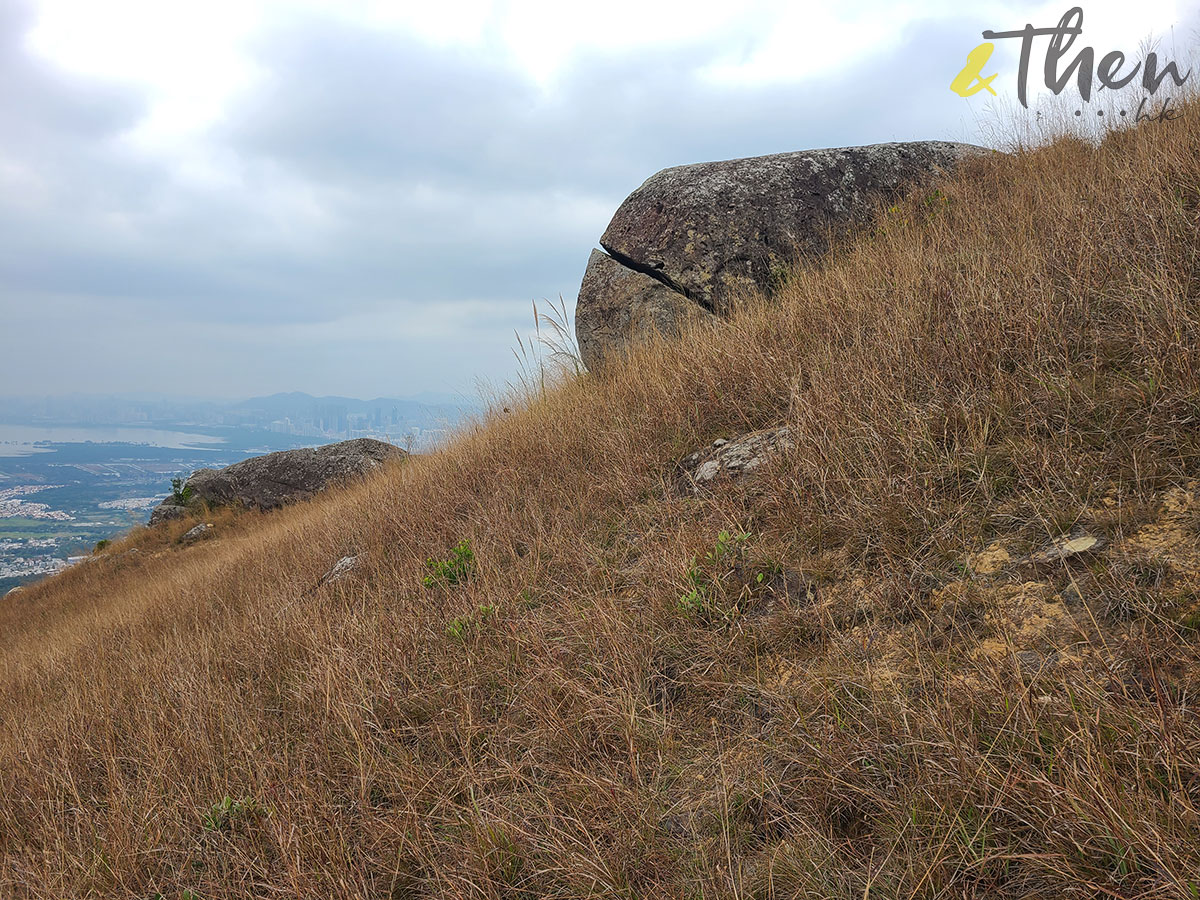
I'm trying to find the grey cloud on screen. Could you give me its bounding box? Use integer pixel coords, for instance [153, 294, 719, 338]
[227, 12, 986, 195]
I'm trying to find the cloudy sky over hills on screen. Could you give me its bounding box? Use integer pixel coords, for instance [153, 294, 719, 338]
[1, 0, 1197, 401]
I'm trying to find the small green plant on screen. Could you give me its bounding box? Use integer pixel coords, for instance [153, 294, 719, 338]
[201, 795, 268, 832]
[880, 203, 909, 233]
[93, 539, 110, 554]
[714, 530, 750, 562]
[170, 477, 195, 506]
[480, 822, 524, 885]
[446, 603, 496, 640]
[767, 262, 792, 294]
[923, 187, 950, 212]
[677, 584, 708, 615]
[677, 530, 752, 622]
[423, 539, 476, 588]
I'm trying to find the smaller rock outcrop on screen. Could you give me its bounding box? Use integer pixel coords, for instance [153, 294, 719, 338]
[150, 438, 406, 522]
[678, 426, 793, 493]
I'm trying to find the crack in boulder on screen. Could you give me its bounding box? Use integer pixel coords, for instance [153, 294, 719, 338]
[598, 242, 701, 308]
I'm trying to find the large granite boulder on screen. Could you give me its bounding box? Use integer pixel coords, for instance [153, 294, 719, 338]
[150, 438, 406, 521]
[577, 141, 989, 370]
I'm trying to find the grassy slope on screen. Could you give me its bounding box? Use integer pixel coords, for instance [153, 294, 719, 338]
[5, 111, 1200, 898]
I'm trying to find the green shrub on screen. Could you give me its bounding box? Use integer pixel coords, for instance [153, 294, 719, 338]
[170, 476, 195, 506]
[423, 539, 476, 588]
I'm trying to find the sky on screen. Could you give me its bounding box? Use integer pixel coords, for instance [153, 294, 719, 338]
[1, 0, 1198, 402]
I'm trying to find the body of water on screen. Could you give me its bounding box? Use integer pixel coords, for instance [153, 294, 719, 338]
[0, 424, 227, 457]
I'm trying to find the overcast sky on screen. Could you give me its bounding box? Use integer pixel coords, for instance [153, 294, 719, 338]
[1, 0, 1196, 402]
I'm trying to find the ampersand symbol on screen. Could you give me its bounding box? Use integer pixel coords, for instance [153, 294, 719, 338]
[950, 42, 998, 97]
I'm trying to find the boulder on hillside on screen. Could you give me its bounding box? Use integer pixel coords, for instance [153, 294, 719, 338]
[577, 141, 990, 370]
[149, 438, 406, 522]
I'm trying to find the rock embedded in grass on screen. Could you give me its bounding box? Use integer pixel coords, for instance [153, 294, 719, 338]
[575, 248, 714, 370]
[678, 426, 794, 493]
[319, 554, 362, 585]
[148, 503, 189, 527]
[182, 523, 214, 542]
[1037, 532, 1107, 562]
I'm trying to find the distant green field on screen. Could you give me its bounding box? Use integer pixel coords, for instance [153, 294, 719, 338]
[0, 519, 118, 553]
[0, 518, 85, 538]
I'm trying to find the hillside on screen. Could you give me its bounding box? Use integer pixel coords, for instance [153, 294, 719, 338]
[4, 108, 1200, 898]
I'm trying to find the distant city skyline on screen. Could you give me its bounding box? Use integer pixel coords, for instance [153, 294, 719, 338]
[0, 388, 478, 409]
[0, 390, 473, 442]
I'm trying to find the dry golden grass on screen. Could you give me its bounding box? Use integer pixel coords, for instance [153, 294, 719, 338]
[6, 105, 1200, 898]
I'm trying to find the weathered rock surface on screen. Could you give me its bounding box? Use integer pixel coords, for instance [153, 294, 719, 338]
[150, 438, 406, 521]
[678, 426, 794, 493]
[577, 141, 989, 369]
[148, 503, 189, 527]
